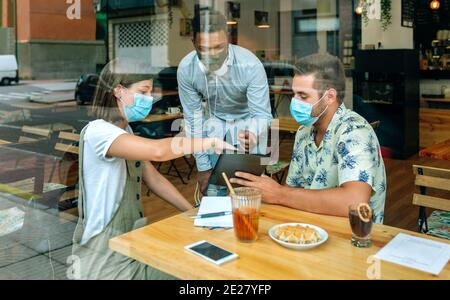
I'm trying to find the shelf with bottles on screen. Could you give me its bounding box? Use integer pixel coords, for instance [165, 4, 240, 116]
[418, 29, 450, 73]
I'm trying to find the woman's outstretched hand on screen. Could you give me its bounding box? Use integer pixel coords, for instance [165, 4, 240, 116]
[211, 138, 238, 154]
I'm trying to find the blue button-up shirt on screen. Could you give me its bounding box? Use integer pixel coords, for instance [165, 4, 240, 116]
[177, 44, 273, 171]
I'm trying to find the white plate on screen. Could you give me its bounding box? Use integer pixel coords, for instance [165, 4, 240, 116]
[268, 223, 328, 250]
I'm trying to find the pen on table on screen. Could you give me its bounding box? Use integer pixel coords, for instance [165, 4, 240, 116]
[190, 211, 232, 219]
[208, 227, 232, 230]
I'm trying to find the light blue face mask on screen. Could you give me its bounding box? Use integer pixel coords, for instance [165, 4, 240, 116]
[121, 92, 154, 123]
[290, 91, 329, 126]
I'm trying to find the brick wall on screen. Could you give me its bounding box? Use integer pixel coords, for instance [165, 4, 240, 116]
[17, 0, 96, 42]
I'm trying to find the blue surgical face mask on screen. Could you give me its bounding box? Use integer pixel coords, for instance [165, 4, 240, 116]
[120, 92, 154, 122]
[290, 91, 329, 126]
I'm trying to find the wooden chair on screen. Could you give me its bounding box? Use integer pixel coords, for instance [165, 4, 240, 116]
[412, 165, 450, 236]
[0, 125, 49, 204]
[54, 131, 80, 155]
[369, 120, 381, 137]
[14, 126, 52, 168]
[0, 166, 45, 199]
[369, 120, 381, 130]
[152, 119, 194, 186]
[48, 131, 79, 182]
[0, 138, 12, 145]
[18, 125, 51, 143]
[46, 131, 80, 210]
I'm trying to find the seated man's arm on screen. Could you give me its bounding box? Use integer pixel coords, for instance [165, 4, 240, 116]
[279, 181, 372, 217]
[230, 173, 371, 218]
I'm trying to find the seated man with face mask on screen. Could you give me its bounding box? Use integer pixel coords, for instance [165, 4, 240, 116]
[231, 54, 386, 223]
[177, 10, 272, 197]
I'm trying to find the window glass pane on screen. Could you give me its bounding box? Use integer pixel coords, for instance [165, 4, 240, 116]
[0, 0, 447, 280]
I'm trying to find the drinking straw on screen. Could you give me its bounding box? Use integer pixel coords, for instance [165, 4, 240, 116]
[222, 172, 236, 196]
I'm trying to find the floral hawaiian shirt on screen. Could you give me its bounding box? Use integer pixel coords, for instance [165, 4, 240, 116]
[286, 104, 386, 223]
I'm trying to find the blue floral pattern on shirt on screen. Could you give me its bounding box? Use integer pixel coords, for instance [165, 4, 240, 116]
[286, 104, 386, 223]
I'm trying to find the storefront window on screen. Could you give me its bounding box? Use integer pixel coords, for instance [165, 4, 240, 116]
[0, 0, 449, 280]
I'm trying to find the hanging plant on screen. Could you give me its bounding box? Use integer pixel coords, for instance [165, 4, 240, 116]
[380, 0, 392, 31]
[361, 0, 392, 31]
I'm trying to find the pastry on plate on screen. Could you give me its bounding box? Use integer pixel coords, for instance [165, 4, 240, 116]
[274, 225, 321, 244]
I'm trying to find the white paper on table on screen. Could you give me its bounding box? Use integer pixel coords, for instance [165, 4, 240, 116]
[194, 196, 233, 228]
[375, 233, 450, 275]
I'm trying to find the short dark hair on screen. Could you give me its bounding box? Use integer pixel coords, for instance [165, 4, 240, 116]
[294, 53, 346, 103]
[192, 9, 227, 40]
[91, 58, 154, 122]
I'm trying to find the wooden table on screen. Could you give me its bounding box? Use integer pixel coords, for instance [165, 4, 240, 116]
[422, 97, 450, 104]
[419, 139, 450, 160]
[5, 99, 78, 110]
[155, 90, 179, 97]
[142, 113, 183, 123]
[420, 108, 450, 148]
[109, 204, 450, 280]
[272, 117, 300, 133]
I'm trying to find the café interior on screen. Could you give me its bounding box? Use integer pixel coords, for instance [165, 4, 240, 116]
[0, 0, 449, 280]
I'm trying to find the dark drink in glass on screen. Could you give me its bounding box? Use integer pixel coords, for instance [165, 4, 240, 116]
[349, 203, 373, 247]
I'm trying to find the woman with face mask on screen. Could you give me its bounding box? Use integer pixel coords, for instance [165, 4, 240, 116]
[71, 58, 235, 280]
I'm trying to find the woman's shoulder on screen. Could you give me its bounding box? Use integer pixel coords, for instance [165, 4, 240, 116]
[85, 119, 118, 132]
[84, 119, 129, 141]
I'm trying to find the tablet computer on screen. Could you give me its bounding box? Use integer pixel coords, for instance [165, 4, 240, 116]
[208, 153, 268, 187]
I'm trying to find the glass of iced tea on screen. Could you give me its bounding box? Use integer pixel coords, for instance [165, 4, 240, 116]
[349, 203, 373, 248]
[231, 187, 261, 243]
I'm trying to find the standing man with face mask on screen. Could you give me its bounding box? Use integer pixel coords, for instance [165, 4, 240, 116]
[177, 10, 272, 196]
[231, 54, 386, 223]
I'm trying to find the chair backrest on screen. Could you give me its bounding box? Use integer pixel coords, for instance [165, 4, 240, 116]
[18, 126, 51, 143]
[370, 121, 381, 130]
[54, 131, 80, 155]
[412, 165, 450, 212]
[369, 121, 381, 138]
